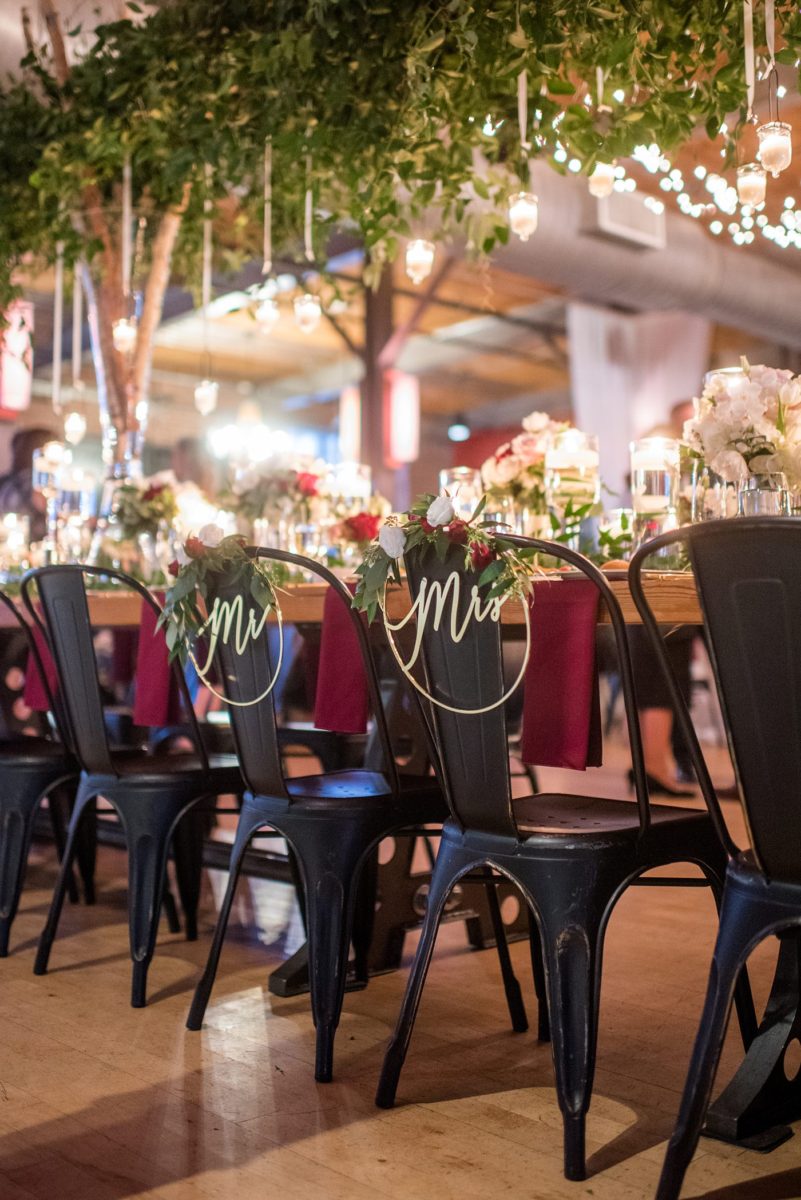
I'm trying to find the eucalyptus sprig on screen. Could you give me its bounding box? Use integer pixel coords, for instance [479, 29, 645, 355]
[157, 531, 286, 665]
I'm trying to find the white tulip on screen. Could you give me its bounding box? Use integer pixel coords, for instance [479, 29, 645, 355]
[198, 523, 225, 548]
[426, 494, 455, 526]
[378, 524, 406, 558]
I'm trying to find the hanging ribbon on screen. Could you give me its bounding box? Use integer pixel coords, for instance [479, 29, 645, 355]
[304, 153, 314, 263]
[765, 0, 776, 75]
[52, 242, 64, 415]
[743, 0, 755, 119]
[262, 137, 272, 276]
[121, 155, 132, 298]
[202, 164, 213, 311]
[517, 70, 530, 153]
[596, 65, 605, 107]
[71, 265, 82, 391]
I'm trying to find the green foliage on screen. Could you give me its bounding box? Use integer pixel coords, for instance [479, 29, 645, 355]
[0, 0, 783, 313]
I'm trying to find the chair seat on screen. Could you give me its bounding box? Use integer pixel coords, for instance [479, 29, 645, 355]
[0, 737, 74, 771]
[105, 750, 242, 790]
[284, 768, 444, 813]
[513, 792, 709, 839]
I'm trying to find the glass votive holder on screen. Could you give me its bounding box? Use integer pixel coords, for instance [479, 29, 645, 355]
[544, 430, 600, 513]
[757, 120, 792, 177]
[736, 162, 767, 208]
[439, 466, 483, 521]
[630, 437, 680, 515]
[737, 472, 790, 516]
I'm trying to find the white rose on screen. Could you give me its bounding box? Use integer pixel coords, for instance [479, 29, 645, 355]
[175, 543, 191, 566]
[522, 410, 550, 433]
[378, 523, 406, 559]
[426, 495, 455, 526]
[198, 523, 225, 548]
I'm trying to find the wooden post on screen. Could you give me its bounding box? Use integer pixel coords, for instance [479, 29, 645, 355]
[361, 267, 398, 503]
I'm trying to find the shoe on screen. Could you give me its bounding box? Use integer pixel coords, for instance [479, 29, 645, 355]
[627, 768, 695, 798]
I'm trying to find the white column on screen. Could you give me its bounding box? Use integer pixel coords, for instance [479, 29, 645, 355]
[567, 303, 710, 501]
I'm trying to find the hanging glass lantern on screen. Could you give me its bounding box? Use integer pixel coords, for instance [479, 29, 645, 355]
[736, 162, 767, 208]
[588, 161, 616, 198]
[63, 411, 87, 446]
[508, 192, 539, 241]
[405, 239, 435, 285]
[255, 296, 280, 331]
[294, 293, 322, 334]
[112, 316, 137, 355]
[194, 379, 219, 416]
[757, 121, 792, 177]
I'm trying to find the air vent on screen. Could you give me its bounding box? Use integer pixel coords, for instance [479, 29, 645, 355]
[584, 190, 667, 250]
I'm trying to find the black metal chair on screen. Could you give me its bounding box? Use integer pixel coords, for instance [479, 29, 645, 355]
[0, 588, 79, 956]
[21, 564, 244, 1006]
[185, 549, 530, 1083]
[628, 519, 801, 1200]
[375, 537, 756, 1182]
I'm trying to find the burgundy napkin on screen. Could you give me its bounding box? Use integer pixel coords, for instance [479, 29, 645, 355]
[313, 585, 369, 733]
[132, 597, 184, 727]
[520, 578, 602, 770]
[23, 625, 58, 713]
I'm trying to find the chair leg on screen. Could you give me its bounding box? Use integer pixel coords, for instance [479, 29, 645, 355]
[295, 830, 371, 1083]
[74, 795, 97, 905]
[482, 872, 528, 1034]
[172, 806, 206, 942]
[121, 794, 194, 1008]
[376, 836, 469, 1108]
[161, 882, 182, 934]
[46, 784, 79, 906]
[528, 908, 550, 1042]
[656, 894, 770, 1200]
[700, 861, 758, 1051]
[186, 807, 267, 1031]
[0, 783, 47, 956]
[352, 849, 378, 985]
[533, 898, 608, 1182]
[34, 783, 96, 976]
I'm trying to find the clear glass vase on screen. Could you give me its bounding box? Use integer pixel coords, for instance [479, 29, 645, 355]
[737, 473, 790, 517]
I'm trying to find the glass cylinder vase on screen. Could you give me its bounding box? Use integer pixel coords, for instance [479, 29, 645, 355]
[737, 473, 790, 516]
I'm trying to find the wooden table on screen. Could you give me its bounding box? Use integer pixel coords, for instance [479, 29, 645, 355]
[2, 571, 703, 628]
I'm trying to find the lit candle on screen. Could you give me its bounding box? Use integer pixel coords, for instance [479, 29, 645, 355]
[294, 292, 322, 333]
[508, 191, 539, 241]
[736, 162, 767, 207]
[112, 316, 137, 355]
[194, 378, 219, 416]
[630, 437, 680, 513]
[255, 296, 280, 330]
[757, 121, 792, 177]
[588, 161, 615, 198]
[405, 239, 435, 285]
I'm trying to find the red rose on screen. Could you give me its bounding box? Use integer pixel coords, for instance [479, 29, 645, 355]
[344, 512, 381, 543]
[168, 559, 180, 577]
[296, 471, 319, 497]
[142, 483, 165, 502]
[184, 536, 205, 558]
[469, 540, 495, 571]
[445, 519, 469, 545]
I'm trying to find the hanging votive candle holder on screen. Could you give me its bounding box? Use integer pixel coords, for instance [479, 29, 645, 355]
[112, 316, 137, 355]
[405, 239, 435, 285]
[508, 191, 539, 241]
[294, 292, 322, 333]
[736, 162, 767, 208]
[194, 378, 219, 416]
[64, 410, 87, 446]
[757, 121, 792, 177]
[588, 161, 615, 198]
[256, 296, 280, 331]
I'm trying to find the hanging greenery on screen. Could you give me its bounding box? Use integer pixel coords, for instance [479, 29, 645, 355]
[2, 1, 799, 322]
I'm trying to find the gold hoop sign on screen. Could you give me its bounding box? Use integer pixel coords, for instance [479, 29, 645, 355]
[188, 591, 285, 707]
[381, 570, 531, 715]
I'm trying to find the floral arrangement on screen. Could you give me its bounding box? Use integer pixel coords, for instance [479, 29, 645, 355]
[159, 523, 282, 663]
[227, 460, 323, 525]
[336, 511, 383, 545]
[353, 492, 542, 622]
[683, 360, 801, 487]
[113, 478, 178, 539]
[481, 411, 570, 514]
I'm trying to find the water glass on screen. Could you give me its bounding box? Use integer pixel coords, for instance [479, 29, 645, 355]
[439, 467, 482, 522]
[737, 473, 790, 516]
[544, 431, 600, 514]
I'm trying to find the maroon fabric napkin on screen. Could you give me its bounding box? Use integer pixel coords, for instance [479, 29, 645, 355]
[520, 578, 602, 770]
[132, 597, 184, 727]
[23, 624, 58, 713]
[313, 585, 369, 733]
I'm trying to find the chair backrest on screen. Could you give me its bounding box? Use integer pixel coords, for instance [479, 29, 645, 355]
[21, 564, 205, 776]
[402, 537, 649, 839]
[630, 518, 801, 884]
[207, 549, 398, 799]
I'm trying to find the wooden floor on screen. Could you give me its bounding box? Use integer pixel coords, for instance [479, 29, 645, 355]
[1, 751, 799, 1200]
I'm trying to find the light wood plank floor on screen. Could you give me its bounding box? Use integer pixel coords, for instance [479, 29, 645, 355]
[1, 754, 799, 1200]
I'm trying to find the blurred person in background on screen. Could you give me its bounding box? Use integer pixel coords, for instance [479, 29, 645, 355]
[170, 436, 218, 497]
[0, 426, 56, 541]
